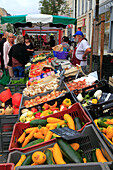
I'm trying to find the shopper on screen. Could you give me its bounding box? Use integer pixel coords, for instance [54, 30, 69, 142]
[24, 34, 34, 57]
[8, 35, 29, 77]
[61, 36, 71, 52]
[72, 31, 91, 73]
[3, 32, 14, 77]
[44, 35, 55, 47]
[0, 31, 8, 70]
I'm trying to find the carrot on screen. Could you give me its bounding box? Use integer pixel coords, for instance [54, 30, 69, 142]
[14, 154, 26, 170]
[44, 126, 55, 142]
[46, 121, 66, 128]
[25, 127, 39, 133]
[22, 129, 36, 147]
[64, 114, 75, 130]
[34, 132, 44, 139]
[96, 148, 107, 162]
[18, 132, 26, 144]
[47, 117, 63, 123]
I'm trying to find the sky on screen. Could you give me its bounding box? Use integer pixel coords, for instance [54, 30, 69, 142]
[0, 0, 40, 15]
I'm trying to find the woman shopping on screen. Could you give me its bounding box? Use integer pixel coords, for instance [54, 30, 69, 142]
[24, 34, 34, 57]
[3, 33, 14, 77]
[8, 35, 29, 77]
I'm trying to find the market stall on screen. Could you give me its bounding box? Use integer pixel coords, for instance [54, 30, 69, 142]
[0, 14, 113, 170]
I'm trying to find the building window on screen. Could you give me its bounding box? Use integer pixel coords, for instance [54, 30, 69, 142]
[89, 0, 92, 10]
[82, 0, 84, 14]
[78, 0, 80, 16]
[85, 0, 87, 13]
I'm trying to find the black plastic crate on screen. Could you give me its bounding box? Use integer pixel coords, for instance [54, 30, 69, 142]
[7, 125, 113, 169]
[0, 115, 18, 134]
[19, 92, 77, 119]
[20, 81, 68, 109]
[0, 133, 12, 153]
[6, 84, 26, 94]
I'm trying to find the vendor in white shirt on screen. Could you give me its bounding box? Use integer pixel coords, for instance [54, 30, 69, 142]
[72, 31, 91, 73]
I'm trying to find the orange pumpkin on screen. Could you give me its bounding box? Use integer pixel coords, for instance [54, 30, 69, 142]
[32, 151, 46, 165]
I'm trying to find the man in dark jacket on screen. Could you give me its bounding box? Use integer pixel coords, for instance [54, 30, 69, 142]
[0, 31, 8, 70]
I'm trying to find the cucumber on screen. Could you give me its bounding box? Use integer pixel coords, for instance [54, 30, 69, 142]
[91, 149, 98, 162]
[22, 155, 32, 166]
[30, 119, 47, 127]
[57, 138, 83, 163]
[74, 117, 82, 130]
[22, 139, 44, 148]
[44, 149, 55, 165]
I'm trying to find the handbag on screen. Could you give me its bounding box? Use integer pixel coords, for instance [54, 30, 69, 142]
[0, 69, 10, 86]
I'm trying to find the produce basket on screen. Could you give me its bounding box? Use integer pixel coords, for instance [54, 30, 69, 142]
[7, 125, 113, 169]
[19, 91, 77, 121]
[20, 81, 68, 110]
[0, 163, 14, 170]
[6, 84, 26, 94]
[88, 102, 113, 152]
[9, 102, 92, 153]
[0, 133, 12, 153]
[53, 51, 68, 59]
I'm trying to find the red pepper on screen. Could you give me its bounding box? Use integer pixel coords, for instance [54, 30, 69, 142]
[42, 103, 49, 110]
[28, 81, 31, 86]
[50, 107, 59, 111]
[35, 112, 41, 118]
[31, 108, 38, 113]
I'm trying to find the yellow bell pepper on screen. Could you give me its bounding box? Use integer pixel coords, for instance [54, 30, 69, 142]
[63, 98, 71, 107]
[92, 99, 98, 104]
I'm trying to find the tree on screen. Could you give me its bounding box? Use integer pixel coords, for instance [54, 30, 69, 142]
[39, 0, 73, 16]
[6, 23, 13, 33]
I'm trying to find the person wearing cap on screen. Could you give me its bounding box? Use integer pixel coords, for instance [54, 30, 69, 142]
[72, 31, 91, 73]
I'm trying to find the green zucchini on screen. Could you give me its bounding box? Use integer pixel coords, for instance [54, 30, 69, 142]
[91, 149, 98, 162]
[63, 156, 71, 163]
[44, 149, 55, 165]
[57, 138, 83, 163]
[97, 119, 109, 128]
[30, 119, 47, 127]
[74, 117, 82, 130]
[21, 155, 32, 166]
[22, 139, 44, 148]
[57, 124, 60, 128]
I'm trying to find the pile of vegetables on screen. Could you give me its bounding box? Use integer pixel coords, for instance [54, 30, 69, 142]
[14, 137, 108, 169]
[18, 115, 84, 149]
[20, 98, 72, 123]
[77, 90, 102, 107]
[10, 77, 29, 85]
[23, 90, 67, 108]
[66, 79, 89, 91]
[23, 78, 59, 97]
[30, 61, 47, 70]
[0, 89, 22, 115]
[94, 116, 113, 144]
[32, 53, 46, 62]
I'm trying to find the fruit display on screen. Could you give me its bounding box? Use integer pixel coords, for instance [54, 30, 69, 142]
[94, 116, 113, 144]
[23, 78, 60, 97]
[14, 138, 109, 169]
[30, 61, 48, 70]
[20, 98, 73, 123]
[22, 90, 67, 108]
[17, 115, 84, 149]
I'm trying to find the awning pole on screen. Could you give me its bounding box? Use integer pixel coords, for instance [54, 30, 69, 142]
[40, 22, 42, 49]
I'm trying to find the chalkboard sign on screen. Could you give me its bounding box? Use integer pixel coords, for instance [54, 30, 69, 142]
[51, 127, 85, 140]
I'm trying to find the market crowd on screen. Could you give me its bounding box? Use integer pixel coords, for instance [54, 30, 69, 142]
[0, 31, 91, 77]
[0, 32, 33, 77]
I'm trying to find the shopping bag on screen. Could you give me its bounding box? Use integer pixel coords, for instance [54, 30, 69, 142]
[0, 69, 10, 86]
